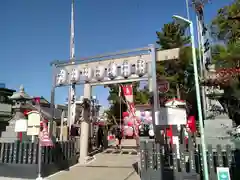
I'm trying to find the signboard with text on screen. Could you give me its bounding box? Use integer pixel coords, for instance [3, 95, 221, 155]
[27, 111, 41, 136]
[155, 107, 187, 125]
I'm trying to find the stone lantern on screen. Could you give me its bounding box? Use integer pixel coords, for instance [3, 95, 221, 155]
[0, 85, 32, 142]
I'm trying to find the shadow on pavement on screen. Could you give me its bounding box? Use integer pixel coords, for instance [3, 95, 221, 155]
[84, 165, 134, 168]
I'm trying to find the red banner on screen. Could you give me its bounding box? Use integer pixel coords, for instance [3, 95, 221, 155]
[122, 84, 133, 103]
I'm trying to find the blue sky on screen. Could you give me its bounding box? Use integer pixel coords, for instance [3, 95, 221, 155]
[0, 0, 229, 107]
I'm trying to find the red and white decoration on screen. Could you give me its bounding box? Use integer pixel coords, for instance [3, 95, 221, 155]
[121, 84, 139, 138]
[123, 126, 134, 137]
[122, 85, 133, 102]
[135, 110, 152, 124]
[39, 120, 53, 147]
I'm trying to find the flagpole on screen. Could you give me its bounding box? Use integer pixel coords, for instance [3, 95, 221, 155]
[185, 0, 190, 20]
[119, 85, 122, 130]
[67, 0, 76, 131]
[36, 111, 43, 180]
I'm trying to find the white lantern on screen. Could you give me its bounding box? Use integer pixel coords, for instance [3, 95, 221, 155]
[236, 125, 240, 134]
[148, 129, 154, 137]
[145, 111, 151, 118]
[94, 65, 105, 80]
[135, 110, 141, 118]
[82, 67, 93, 81]
[70, 68, 80, 83]
[136, 58, 147, 76]
[56, 69, 68, 86]
[107, 62, 117, 79]
[121, 60, 131, 78]
[124, 126, 133, 137]
[123, 116, 129, 125]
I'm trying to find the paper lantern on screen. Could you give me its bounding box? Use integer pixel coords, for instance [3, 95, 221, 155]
[122, 112, 129, 118]
[70, 68, 80, 83]
[136, 58, 147, 76]
[107, 62, 117, 79]
[148, 116, 152, 122]
[95, 65, 105, 80]
[136, 117, 141, 124]
[82, 67, 93, 81]
[124, 117, 134, 126]
[145, 117, 152, 124]
[148, 129, 154, 137]
[236, 126, 240, 134]
[135, 110, 141, 117]
[123, 117, 129, 125]
[123, 126, 128, 135]
[127, 121, 133, 126]
[124, 126, 133, 137]
[56, 69, 68, 86]
[121, 60, 131, 78]
[145, 111, 151, 118]
[139, 125, 143, 130]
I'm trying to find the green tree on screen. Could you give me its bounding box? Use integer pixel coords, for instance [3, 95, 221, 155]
[209, 1, 240, 126]
[212, 40, 240, 68]
[156, 22, 190, 49]
[211, 0, 240, 44]
[156, 21, 194, 98]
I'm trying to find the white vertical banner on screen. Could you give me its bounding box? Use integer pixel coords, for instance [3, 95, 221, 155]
[119, 85, 122, 97]
[119, 85, 122, 129]
[196, 2, 212, 71]
[194, 0, 212, 114]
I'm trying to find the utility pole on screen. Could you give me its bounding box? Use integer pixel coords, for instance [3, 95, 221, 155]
[67, 0, 76, 128]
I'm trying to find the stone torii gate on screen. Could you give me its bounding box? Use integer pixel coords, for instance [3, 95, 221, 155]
[49, 44, 179, 164]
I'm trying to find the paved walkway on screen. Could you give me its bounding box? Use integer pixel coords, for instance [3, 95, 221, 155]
[47, 139, 140, 180]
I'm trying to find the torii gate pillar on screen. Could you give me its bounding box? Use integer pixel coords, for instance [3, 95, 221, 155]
[79, 83, 91, 164]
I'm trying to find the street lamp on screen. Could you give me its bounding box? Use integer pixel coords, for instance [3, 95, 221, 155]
[172, 15, 209, 180]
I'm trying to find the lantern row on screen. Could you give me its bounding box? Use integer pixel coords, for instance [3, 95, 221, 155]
[56, 59, 148, 86]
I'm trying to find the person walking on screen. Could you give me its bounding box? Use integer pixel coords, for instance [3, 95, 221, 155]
[97, 126, 104, 149]
[115, 127, 123, 149]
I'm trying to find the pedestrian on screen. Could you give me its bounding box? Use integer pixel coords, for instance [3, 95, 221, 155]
[115, 127, 122, 149]
[97, 126, 104, 149]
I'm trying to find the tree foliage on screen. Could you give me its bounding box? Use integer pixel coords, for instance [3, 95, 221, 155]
[211, 0, 240, 44]
[209, 0, 240, 125]
[212, 40, 240, 68]
[156, 21, 194, 97]
[211, 0, 240, 87]
[156, 22, 190, 49]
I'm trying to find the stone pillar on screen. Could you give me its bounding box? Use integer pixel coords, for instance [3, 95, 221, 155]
[79, 84, 91, 164]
